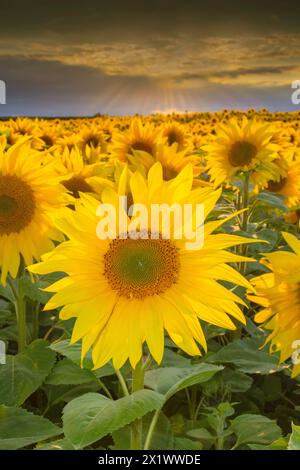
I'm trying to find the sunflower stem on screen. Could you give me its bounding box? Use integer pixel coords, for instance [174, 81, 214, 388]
[235, 172, 250, 341]
[241, 171, 250, 235]
[238, 171, 250, 276]
[114, 368, 129, 397]
[16, 294, 26, 353]
[8, 278, 26, 353]
[144, 409, 160, 450]
[130, 359, 145, 450]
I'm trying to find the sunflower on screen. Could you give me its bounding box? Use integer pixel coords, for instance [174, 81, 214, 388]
[248, 232, 300, 377]
[56, 147, 113, 200]
[162, 122, 188, 150]
[0, 139, 66, 285]
[36, 124, 58, 150]
[265, 160, 300, 207]
[129, 142, 208, 188]
[204, 118, 279, 187]
[9, 117, 36, 137]
[9, 118, 41, 149]
[56, 132, 80, 153]
[110, 118, 161, 163]
[29, 163, 254, 369]
[78, 124, 107, 159]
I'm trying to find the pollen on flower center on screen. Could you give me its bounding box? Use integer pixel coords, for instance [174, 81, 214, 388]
[0, 175, 36, 235]
[228, 141, 257, 167]
[103, 234, 180, 299]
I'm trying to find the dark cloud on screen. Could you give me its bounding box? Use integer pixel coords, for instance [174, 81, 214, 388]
[0, 1, 300, 115]
[1, 0, 300, 37]
[176, 65, 299, 82]
[0, 56, 161, 116]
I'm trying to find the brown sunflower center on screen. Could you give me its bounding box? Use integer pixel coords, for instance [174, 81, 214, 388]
[267, 177, 287, 192]
[0, 175, 36, 234]
[86, 136, 100, 147]
[41, 135, 54, 147]
[131, 140, 153, 155]
[228, 141, 257, 167]
[63, 176, 93, 199]
[103, 234, 180, 299]
[167, 131, 179, 146]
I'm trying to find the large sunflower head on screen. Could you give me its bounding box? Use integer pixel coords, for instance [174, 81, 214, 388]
[248, 232, 300, 377]
[29, 162, 253, 370]
[204, 118, 279, 187]
[0, 139, 67, 285]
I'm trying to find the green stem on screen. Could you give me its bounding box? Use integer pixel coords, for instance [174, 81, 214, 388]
[96, 378, 114, 400]
[234, 172, 250, 341]
[16, 293, 26, 353]
[144, 409, 160, 450]
[238, 171, 250, 277]
[241, 171, 250, 234]
[114, 368, 129, 397]
[8, 278, 26, 353]
[32, 302, 40, 340]
[130, 360, 145, 450]
[215, 417, 225, 450]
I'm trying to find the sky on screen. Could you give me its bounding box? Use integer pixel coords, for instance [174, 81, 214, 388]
[0, 0, 300, 116]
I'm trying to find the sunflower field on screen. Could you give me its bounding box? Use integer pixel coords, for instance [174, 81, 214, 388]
[0, 110, 300, 452]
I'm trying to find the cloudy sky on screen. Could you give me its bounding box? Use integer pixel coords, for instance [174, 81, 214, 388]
[1, 0, 300, 116]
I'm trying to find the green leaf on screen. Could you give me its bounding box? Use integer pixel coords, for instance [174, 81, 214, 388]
[0, 339, 56, 406]
[0, 323, 33, 342]
[45, 358, 97, 385]
[256, 192, 288, 212]
[19, 275, 50, 304]
[230, 414, 282, 448]
[145, 364, 223, 400]
[45, 382, 100, 408]
[161, 349, 192, 368]
[221, 369, 253, 392]
[173, 437, 202, 450]
[0, 405, 61, 450]
[186, 428, 214, 442]
[249, 228, 279, 253]
[63, 390, 165, 449]
[288, 423, 300, 450]
[208, 338, 285, 374]
[0, 283, 14, 303]
[50, 340, 114, 377]
[36, 438, 76, 450]
[112, 413, 175, 450]
[249, 437, 288, 450]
